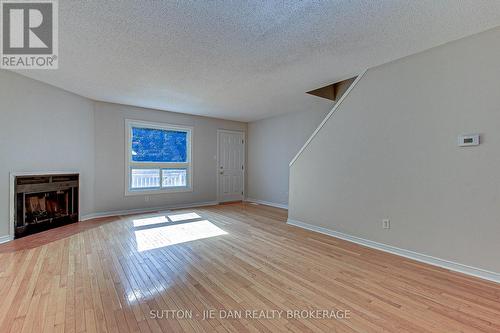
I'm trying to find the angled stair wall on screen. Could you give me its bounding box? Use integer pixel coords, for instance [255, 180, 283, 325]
[287, 27, 500, 281]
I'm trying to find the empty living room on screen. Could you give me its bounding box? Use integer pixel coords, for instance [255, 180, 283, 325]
[2, 1, 500, 332]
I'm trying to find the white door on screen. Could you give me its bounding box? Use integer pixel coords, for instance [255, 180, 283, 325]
[218, 130, 245, 202]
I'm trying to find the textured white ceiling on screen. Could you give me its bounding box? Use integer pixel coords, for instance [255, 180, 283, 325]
[17, 0, 500, 122]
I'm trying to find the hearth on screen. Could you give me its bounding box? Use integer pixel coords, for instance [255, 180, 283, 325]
[14, 174, 79, 239]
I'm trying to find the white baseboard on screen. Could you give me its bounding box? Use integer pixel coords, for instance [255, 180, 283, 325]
[0, 201, 219, 244]
[287, 218, 500, 284]
[80, 201, 219, 221]
[245, 198, 288, 210]
[0, 235, 13, 244]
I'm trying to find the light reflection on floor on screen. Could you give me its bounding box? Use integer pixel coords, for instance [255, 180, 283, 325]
[168, 212, 201, 222]
[125, 282, 169, 305]
[133, 213, 228, 252]
[125, 212, 229, 304]
[132, 215, 169, 227]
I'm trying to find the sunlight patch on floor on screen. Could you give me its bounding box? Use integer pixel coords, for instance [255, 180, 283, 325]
[134, 219, 227, 251]
[168, 212, 201, 222]
[132, 215, 169, 227]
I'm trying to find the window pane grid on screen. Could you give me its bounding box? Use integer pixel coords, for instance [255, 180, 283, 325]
[130, 168, 189, 190]
[126, 120, 191, 194]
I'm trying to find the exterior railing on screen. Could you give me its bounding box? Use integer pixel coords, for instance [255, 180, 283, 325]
[131, 169, 186, 188]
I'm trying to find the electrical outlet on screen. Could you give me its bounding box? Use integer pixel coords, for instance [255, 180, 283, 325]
[145, 195, 151, 202]
[382, 219, 390, 229]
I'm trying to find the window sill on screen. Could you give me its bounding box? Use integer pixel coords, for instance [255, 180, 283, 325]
[124, 186, 193, 197]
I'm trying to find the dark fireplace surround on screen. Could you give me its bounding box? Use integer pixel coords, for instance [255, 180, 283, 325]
[14, 174, 79, 239]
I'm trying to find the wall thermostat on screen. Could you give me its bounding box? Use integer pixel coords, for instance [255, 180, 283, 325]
[458, 134, 480, 147]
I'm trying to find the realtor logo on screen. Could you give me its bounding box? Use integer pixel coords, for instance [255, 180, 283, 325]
[1, 0, 58, 69]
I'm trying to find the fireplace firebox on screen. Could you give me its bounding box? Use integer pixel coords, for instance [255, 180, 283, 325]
[14, 174, 79, 239]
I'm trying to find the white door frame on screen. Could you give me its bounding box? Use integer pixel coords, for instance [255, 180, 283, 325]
[216, 129, 245, 203]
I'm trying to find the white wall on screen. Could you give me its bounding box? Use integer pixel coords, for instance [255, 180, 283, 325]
[0, 71, 246, 239]
[93, 102, 246, 213]
[247, 109, 329, 207]
[289, 27, 500, 274]
[0, 70, 95, 238]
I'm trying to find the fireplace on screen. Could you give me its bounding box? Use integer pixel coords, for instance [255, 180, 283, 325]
[14, 174, 79, 239]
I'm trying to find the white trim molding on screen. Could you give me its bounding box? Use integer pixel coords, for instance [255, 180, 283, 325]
[0, 235, 14, 244]
[289, 70, 367, 167]
[287, 218, 500, 284]
[81, 201, 219, 221]
[245, 198, 288, 210]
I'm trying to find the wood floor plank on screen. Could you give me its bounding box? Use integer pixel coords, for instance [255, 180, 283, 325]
[0, 202, 500, 332]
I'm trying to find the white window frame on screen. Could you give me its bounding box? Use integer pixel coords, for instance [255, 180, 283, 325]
[125, 119, 193, 196]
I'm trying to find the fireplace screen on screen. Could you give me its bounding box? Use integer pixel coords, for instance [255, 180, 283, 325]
[25, 191, 70, 223]
[14, 174, 79, 238]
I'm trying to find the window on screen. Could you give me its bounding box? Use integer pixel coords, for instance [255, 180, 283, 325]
[125, 120, 192, 195]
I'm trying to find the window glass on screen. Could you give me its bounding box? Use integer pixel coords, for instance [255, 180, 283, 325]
[162, 169, 187, 187]
[130, 169, 160, 189]
[131, 127, 187, 162]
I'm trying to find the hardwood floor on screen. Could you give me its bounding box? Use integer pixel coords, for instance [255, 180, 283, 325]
[1, 202, 499, 332]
